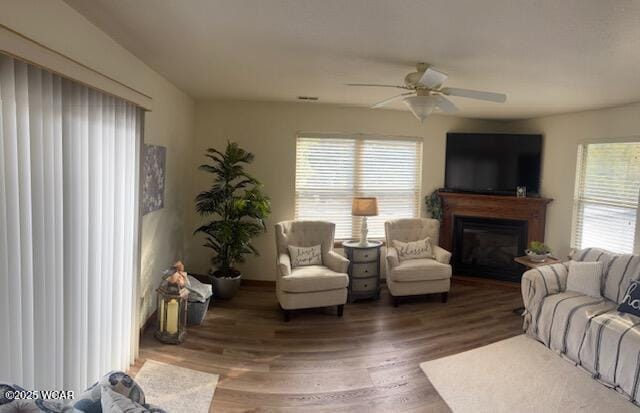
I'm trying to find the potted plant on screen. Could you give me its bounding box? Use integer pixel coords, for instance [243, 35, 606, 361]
[425, 190, 442, 221]
[525, 240, 551, 263]
[194, 141, 271, 300]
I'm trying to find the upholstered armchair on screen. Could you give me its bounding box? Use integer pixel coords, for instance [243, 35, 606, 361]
[275, 220, 350, 321]
[384, 218, 452, 306]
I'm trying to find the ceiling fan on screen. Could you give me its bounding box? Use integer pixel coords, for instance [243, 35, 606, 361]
[346, 63, 507, 122]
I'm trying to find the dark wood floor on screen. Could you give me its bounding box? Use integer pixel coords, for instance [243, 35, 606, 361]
[134, 281, 524, 412]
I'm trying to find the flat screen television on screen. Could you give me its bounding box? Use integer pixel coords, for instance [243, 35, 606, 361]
[444, 133, 542, 196]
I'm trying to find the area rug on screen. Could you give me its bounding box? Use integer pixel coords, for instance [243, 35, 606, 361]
[420, 335, 638, 413]
[135, 359, 219, 413]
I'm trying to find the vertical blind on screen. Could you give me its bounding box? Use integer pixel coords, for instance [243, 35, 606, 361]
[0, 54, 141, 391]
[295, 134, 422, 239]
[572, 141, 640, 254]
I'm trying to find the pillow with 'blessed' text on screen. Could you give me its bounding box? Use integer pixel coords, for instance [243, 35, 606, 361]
[392, 237, 435, 261]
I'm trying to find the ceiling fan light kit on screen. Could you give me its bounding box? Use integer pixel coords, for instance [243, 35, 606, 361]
[346, 63, 507, 122]
[403, 95, 437, 122]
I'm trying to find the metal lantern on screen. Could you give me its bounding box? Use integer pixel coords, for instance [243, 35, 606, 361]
[155, 281, 189, 344]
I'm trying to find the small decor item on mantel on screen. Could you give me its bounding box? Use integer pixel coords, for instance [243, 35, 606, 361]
[516, 186, 527, 198]
[525, 240, 551, 263]
[155, 264, 189, 344]
[194, 141, 271, 300]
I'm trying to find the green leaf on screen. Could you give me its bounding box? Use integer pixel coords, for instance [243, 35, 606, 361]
[195, 141, 271, 269]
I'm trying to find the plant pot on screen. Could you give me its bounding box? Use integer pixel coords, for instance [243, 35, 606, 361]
[525, 249, 551, 263]
[211, 270, 242, 300]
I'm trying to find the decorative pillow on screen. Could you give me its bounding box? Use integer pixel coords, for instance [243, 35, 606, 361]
[392, 238, 435, 261]
[566, 260, 603, 298]
[0, 384, 21, 407]
[101, 386, 149, 413]
[73, 371, 144, 413]
[618, 281, 640, 317]
[288, 244, 322, 268]
[0, 384, 70, 413]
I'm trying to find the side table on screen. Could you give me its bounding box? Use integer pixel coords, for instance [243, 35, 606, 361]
[514, 255, 562, 269]
[343, 240, 382, 303]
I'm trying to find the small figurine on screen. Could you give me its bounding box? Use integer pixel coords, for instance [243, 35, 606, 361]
[166, 260, 188, 287]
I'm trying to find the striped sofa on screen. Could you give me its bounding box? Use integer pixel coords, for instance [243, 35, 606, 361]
[522, 247, 640, 405]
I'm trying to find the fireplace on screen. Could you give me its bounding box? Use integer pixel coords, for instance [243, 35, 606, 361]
[437, 191, 553, 283]
[452, 216, 528, 281]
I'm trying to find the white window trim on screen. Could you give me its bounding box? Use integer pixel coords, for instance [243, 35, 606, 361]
[571, 137, 640, 254]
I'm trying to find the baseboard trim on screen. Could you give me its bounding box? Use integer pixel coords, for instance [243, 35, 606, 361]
[242, 279, 276, 287]
[140, 310, 157, 334]
[241, 277, 520, 290]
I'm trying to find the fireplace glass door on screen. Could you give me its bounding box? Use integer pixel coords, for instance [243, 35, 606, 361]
[452, 216, 528, 281]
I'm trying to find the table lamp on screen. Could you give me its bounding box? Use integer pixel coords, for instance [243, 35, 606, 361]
[352, 197, 378, 246]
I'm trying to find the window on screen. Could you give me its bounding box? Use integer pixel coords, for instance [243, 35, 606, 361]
[572, 141, 640, 254]
[295, 134, 422, 239]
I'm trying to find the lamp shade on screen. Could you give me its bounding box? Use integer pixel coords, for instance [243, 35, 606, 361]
[352, 197, 378, 216]
[403, 95, 438, 122]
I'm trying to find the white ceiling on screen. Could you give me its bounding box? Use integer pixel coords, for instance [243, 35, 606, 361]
[65, 0, 640, 119]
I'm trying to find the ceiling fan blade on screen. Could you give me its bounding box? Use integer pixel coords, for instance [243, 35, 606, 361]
[434, 95, 458, 113]
[371, 92, 415, 109]
[345, 83, 410, 90]
[418, 67, 448, 88]
[441, 87, 507, 103]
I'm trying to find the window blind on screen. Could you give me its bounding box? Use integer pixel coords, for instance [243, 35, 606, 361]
[0, 54, 141, 391]
[572, 142, 640, 254]
[295, 134, 422, 239]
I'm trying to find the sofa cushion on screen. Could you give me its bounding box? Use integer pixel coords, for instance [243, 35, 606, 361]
[280, 265, 348, 293]
[533, 291, 612, 351]
[389, 258, 451, 282]
[572, 247, 640, 303]
[101, 386, 148, 413]
[528, 284, 640, 400]
[71, 381, 104, 413]
[618, 280, 640, 317]
[0, 399, 71, 413]
[577, 310, 640, 398]
[566, 261, 603, 298]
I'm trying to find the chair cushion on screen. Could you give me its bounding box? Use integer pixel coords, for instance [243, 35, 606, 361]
[389, 258, 452, 282]
[280, 265, 348, 293]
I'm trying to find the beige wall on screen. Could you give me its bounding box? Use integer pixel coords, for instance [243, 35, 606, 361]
[2, 0, 196, 323]
[6, 0, 640, 306]
[503, 102, 640, 259]
[185, 100, 508, 280]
